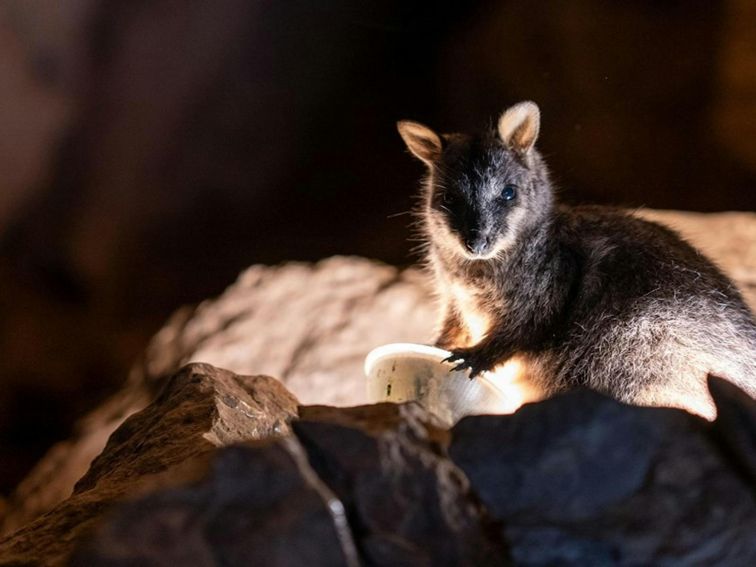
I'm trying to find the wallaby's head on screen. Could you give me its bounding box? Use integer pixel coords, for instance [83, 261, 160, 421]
[398, 101, 553, 260]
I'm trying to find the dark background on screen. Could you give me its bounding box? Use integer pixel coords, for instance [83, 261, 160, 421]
[1, 0, 755, 494]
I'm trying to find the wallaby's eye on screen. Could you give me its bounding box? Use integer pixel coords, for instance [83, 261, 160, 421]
[502, 184, 517, 201]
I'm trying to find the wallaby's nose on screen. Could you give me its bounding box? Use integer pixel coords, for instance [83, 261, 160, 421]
[465, 237, 490, 256]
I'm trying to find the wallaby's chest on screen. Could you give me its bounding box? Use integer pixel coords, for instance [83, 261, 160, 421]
[449, 280, 495, 345]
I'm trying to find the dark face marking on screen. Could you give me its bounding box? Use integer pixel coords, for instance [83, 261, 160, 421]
[430, 133, 532, 258]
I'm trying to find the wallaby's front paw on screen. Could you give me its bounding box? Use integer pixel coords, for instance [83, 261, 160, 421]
[443, 347, 495, 379]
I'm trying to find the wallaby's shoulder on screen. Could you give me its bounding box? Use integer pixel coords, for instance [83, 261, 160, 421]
[552, 204, 734, 294]
[555, 204, 697, 254]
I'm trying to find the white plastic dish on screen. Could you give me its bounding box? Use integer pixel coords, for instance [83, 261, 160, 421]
[364, 342, 510, 426]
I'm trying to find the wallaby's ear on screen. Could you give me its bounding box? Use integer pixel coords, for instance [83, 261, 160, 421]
[497, 101, 540, 155]
[397, 120, 443, 165]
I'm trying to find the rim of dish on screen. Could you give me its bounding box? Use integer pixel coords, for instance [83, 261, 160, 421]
[364, 342, 451, 376]
[363, 342, 506, 398]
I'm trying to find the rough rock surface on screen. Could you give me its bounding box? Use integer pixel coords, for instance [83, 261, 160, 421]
[0, 363, 298, 565]
[139, 256, 437, 406]
[3, 210, 756, 536]
[71, 441, 360, 567]
[72, 403, 509, 567]
[1, 365, 755, 566]
[450, 378, 756, 566]
[294, 403, 508, 566]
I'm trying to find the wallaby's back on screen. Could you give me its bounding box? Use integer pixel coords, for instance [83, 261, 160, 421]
[547, 206, 756, 417]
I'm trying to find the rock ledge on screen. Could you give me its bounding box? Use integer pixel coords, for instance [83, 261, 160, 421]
[1, 364, 754, 566]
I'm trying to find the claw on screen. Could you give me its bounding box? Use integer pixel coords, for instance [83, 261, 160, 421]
[444, 348, 492, 379]
[444, 349, 496, 380]
[443, 353, 464, 365]
[452, 361, 470, 373]
[444, 350, 481, 378]
[468, 367, 483, 379]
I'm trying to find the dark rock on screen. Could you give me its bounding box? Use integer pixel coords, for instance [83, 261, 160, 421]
[0, 363, 298, 566]
[295, 402, 510, 566]
[65, 401, 508, 566]
[71, 441, 359, 567]
[4, 364, 756, 566]
[450, 389, 756, 566]
[708, 375, 756, 483]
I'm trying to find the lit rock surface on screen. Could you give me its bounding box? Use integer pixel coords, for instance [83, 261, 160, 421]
[139, 256, 437, 406]
[2, 210, 756, 538]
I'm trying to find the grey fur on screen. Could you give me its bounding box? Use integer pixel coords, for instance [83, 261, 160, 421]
[399, 104, 756, 418]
